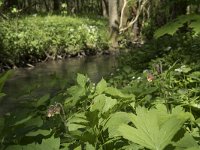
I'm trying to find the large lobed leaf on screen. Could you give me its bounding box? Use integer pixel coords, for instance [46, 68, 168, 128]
[174, 132, 199, 150]
[118, 105, 191, 150]
[104, 112, 135, 138]
[154, 14, 200, 38]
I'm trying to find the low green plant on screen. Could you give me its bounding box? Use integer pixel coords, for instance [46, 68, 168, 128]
[0, 72, 199, 149]
[0, 16, 109, 69]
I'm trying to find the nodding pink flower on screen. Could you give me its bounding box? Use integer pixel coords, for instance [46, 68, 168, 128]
[47, 104, 61, 118]
[147, 73, 154, 82]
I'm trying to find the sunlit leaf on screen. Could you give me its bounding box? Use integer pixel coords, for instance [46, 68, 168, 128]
[105, 87, 134, 99]
[77, 73, 88, 87]
[185, 147, 200, 150]
[90, 94, 106, 112]
[120, 143, 143, 150]
[174, 132, 199, 149]
[96, 78, 107, 94]
[104, 112, 134, 138]
[85, 142, 95, 150]
[118, 106, 191, 150]
[102, 96, 117, 113]
[74, 145, 82, 150]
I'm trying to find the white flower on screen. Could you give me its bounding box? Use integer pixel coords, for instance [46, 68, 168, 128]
[166, 46, 172, 51]
[174, 65, 186, 73]
[132, 76, 135, 79]
[137, 77, 141, 80]
[69, 28, 74, 32]
[174, 68, 182, 72]
[33, 14, 37, 17]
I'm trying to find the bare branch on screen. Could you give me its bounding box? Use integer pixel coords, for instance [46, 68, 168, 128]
[119, 0, 128, 29]
[119, 0, 148, 33]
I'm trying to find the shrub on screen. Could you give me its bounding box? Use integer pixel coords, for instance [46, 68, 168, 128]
[0, 16, 109, 68]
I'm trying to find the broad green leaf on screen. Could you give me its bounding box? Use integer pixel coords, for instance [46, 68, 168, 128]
[5, 146, 22, 150]
[12, 115, 33, 126]
[0, 70, 13, 91]
[96, 78, 107, 94]
[90, 94, 106, 112]
[190, 20, 200, 35]
[104, 112, 134, 138]
[105, 87, 134, 99]
[24, 116, 43, 128]
[185, 147, 200, 150]
[6, 136, 60, 150]
[26, 129, 51, 136]
[39, 136, 60, 150]
[154, 21, 183, 38]
[90, 94, 117, 114]
[174, 132, 199, 150]
[195, 118, 200, 125]
[74, 145, 82, 150]
[79, 130, 96, 145]
[154, 14, 200, 38]
[102, 96, 117, 113]
[85, 142, 95, 150]
[85, 110, 99, 128]
[118, 106, 190, 150]
[36, 94, 50, 107]
[121, 143, 143, 150]
[0, 93, 6, 99]
[67, 113, 88, 132]
[77, 73, 88, 87]
[68, 85, 85, 96]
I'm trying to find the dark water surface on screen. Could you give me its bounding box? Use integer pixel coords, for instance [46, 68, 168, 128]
[0, 55, 117, 115]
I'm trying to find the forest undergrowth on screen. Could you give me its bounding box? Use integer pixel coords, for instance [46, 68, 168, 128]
[0, 30, 200, 149]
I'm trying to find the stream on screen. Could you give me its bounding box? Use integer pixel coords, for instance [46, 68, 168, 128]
[0, 55, 117, 115]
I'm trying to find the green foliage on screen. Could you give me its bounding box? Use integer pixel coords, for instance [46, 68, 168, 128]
[0, 70, 12, 100]
[155, 14, 200, 38]
[5, 136, 60, 150]
[0, 71, 199, 149]
[1, 0, 200, 148]
[118, 105, 192, 150]
[0, 16, 108, 68]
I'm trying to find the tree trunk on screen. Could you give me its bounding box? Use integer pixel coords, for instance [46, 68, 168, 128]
[44, 0, 50, 12]
[53, 0, 60, 11]
[108, 0, 119, 49]
[102, 0, 108, 17]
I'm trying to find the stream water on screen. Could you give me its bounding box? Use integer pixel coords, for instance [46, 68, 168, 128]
[0, 55, 117, 115]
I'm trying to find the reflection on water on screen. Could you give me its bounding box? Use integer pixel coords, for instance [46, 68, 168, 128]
[0, 55, 117, 115]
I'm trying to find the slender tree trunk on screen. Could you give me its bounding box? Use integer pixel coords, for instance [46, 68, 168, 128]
[108, 0, 119, 49]
[44, 0, 50, 12]
[53, 0, 60, 11]
[102, 0, 108, 17]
